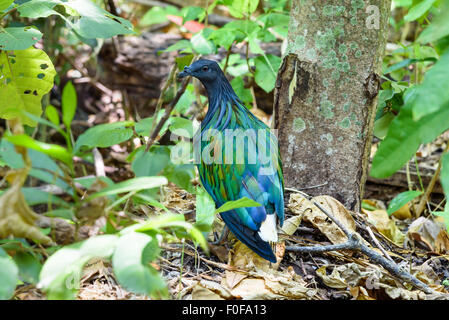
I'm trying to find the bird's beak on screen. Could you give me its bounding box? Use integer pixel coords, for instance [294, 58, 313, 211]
[177, 66, 191, 79]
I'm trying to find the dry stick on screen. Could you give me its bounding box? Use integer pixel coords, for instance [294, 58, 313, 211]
[145, 74, 191, 152]
[416, 141, 449, 217]
[285, 199, 435, 294]
[366, 225, 394, 263]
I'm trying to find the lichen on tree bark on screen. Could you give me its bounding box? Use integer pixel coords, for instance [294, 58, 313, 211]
[274, 0, 391, 211]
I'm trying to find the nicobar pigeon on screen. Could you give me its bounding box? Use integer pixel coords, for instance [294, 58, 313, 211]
[178, 59, 284, 263]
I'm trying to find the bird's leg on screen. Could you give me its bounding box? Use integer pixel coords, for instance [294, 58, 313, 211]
[210, 226, 228, 245]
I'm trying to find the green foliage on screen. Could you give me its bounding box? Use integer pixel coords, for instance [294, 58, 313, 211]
[0, 247, 18, 300]
[387, 190, 423, 215]
[0, 48, 56, 126]
[74, 121, 134, 153]
[371, 2, 449, 180]
[61, 81, 76, 129]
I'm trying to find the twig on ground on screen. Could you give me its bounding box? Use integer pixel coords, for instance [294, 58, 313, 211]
[285, 193, 435, 294]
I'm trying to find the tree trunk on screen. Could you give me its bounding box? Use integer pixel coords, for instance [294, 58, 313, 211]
[274, 0, 391, 211]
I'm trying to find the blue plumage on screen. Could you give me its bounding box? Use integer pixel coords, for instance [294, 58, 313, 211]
[178, 59, 284, 262]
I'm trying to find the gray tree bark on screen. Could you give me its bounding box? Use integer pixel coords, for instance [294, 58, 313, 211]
[274, 0, 391, 211]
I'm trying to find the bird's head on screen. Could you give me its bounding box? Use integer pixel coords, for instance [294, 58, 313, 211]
[177, 59, 223, 84]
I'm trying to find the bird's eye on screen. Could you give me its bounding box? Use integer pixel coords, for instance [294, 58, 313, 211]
[202, 66, 209, 72]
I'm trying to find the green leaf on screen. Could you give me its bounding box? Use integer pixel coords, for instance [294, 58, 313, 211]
[194, 187, 216, 231]
[254, 54, 281, 93]
[210, 28, 236, 49]
[370, 101, 449, 178]
[231, 77, 252, 105]
[0, 0, 13, 11]
[182, 6, 205, 23]
[87, 176, 168, 200]
[224, 0, 259, 18]
[0, 27, 42, 50]
[45, 105, 60, 126]
[387, 190, 423, 215]
[140, 6, 171, 26]
[215, 197, 261, 214]
[404, 0, 436, 22]
[373, 112, 395, 139]
[418, 4, 449, 44]
[14, 252, 42, 284]
[39, 235, 118, 299]
[63, 0, 134, 39]
[410, 49, 449, 120]
[0, 248, 18, 300]
[62, 81, 77, 128]
[169, 117, 194, 138]
[131, 147, 170, 177]
[74, 121, 134, 153]
[0, 48, 56, 126]
[191, 29, 215, 55]
[112, 232, 166, 297]
[16, 0, 61, 19]
[161, 40, 192, 53]
[175, 54, 194, 70]
[4, 133, 72, 165]
[135, 214, 208, 252]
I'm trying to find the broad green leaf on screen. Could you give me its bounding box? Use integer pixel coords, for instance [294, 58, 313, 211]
[191, 29, 215, 55]
[254, 54, 281, 93]
[62, 81, 77, 128]
[195, 187, 216, 231]
[373, 112, 395, 139]
[410, 49, 449, 120]
[175, 54, 194, 70]
[0, 48, 56, 126]
[215, 197, 261, 214]
[131, 148, 170, 177]
[74, 121, 134, 153]
[14, 252, 42, 284]
[418, 2, 449, 44]
[387, 190, 423, 215]
[0, 248, 18, 300]
[112, 232, 166, 297]
[45, 105, 60, 126]
[0, 0, 13, 11]
[4, 133, 71, 165]
[231, 77, 252, 105]
[134, 114, 165, 137]
[169, 117, 194, 138]
[370, 101, 449, 178]
[63, 0, 134, 39]
[17, 0, 62, 18]
[224, 0, 259, 18]
[210, 28, 236, 49]
[0, 27, 42, 50]
[39, 235, 118, 299]
[87, 176, 168, 200]
[161, 40, 192, 53]
[140, 6, 170, 26]
[404, 0, 436, 22]
[174, 87, 195, 113]
[181, 6, 205, 23]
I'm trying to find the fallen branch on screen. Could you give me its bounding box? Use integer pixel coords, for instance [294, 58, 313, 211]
[285, 196, 435, 294]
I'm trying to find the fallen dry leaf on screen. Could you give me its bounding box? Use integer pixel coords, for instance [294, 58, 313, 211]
[0, 167, 52, 245]
[362, 209, 405, 246]
[304, 195, 356, 244]
[405, 217, 448, 253]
